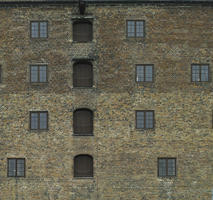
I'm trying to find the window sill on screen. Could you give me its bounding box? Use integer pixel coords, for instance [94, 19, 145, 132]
[127, 36, 145, 38]
[29, 83, 48, 88]
[157, 176, 176, 179]
[191, 81, 210, 84]
[71, 40, 95, 44]
[72, 86, 95, 89]
[29, 129, 49, 132]
[136, 81, 154, 83]
[73, 134, 94, 136]
[30, 38, 48, 41]
[135, 128, 155, 132]
[73, 177, 94, 179]
[136, 82, 155, 88]
[124, 37, 145, 42]
[190, 81, 211, 88]
[30, 82, 48, 85]
[136, 128, 155, 130]
[136, 82, 154, 85]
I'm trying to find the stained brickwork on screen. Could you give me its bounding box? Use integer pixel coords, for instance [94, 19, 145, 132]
[0, 1, 213, 200]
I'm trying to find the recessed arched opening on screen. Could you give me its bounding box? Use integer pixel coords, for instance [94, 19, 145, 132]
[73, 61, 93, 87]
[73, 20, 93, 42]
[74, 155, 93, 177]
[73, 108, 93, 136]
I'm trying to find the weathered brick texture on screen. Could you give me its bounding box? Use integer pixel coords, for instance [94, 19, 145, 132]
[0, 2, 213, 200]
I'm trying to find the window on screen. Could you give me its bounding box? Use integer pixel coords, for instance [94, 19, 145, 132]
[30, 65, 47, 83]
[73, 109, 93, 135]
[136, 65, 153, 82]
[73, 20, 93, 42]
[30, 111, 48, 130]
[136, 110, 154, 129]
[74, 155, 93, 177]
[191, 64, 209, 82]
[158, 158, 176, 177]
[8, 158, 25, 177]
[30, 21, 48, 38]
[73, 61, 93, 87]
[127, 20, 145, 38]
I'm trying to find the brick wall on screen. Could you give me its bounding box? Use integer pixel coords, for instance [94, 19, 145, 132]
[0, 3, 212, 200]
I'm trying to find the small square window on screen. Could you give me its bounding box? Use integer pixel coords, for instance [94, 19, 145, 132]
[191, 64, 209, 82]
[136, 65, 153, 82]
[30, 111, 48, 130]
[8, 158, 25, 177]
[30, 65, 47, 83]
[158, 158, 176, 177]
[30, 21, 48, 38]
[136, 110, 154, 129]
[127, 20, 145, 38]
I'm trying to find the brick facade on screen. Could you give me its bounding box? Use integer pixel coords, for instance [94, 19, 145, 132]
[0, 1, 213, 199]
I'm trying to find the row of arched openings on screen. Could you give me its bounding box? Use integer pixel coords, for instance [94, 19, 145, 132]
[74, 155, 93, 177]
[73, 20, 94, 178]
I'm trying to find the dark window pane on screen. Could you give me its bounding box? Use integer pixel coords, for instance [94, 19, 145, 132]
[201, 65, 208, 81]
[31, 66, 38, 82]
[136, 111, 144, 128]
[192, 64, 209, 82]
[127, 21, 135, 37]
[136, 65, 153, 82]
[8, 159, 25, 177]
[8, 159, 16, 177]
[136, 21, 144, 37]
[74, 155, 93, 177]
[73, 63, 93, 87]
[145, 66, 153, 82]
[136, 66, 144, 82]
[158, 159, 166, 177]
[40, 22, 47, 38]
[39, 66, 47, 82]
[145, 111, 153, 128]
[40, 113, 47, 129]
[73, 21, 93, 42]
[31, 22, 39, 38]
[192, 65, 200, 82]
[74, 109, 93, 135]
[168, 159, 176, 176]
[158, 158, 176, 177]
[31, 113, 38, 129]
[17, 159, 25, 177]
[127, 20, 144, 37]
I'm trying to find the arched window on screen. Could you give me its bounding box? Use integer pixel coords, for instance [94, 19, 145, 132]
[73, 20, 93, 42]
[73, 61, 93, 87]
[74, 155, 93, 177]
[73, 109, 93, 135]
